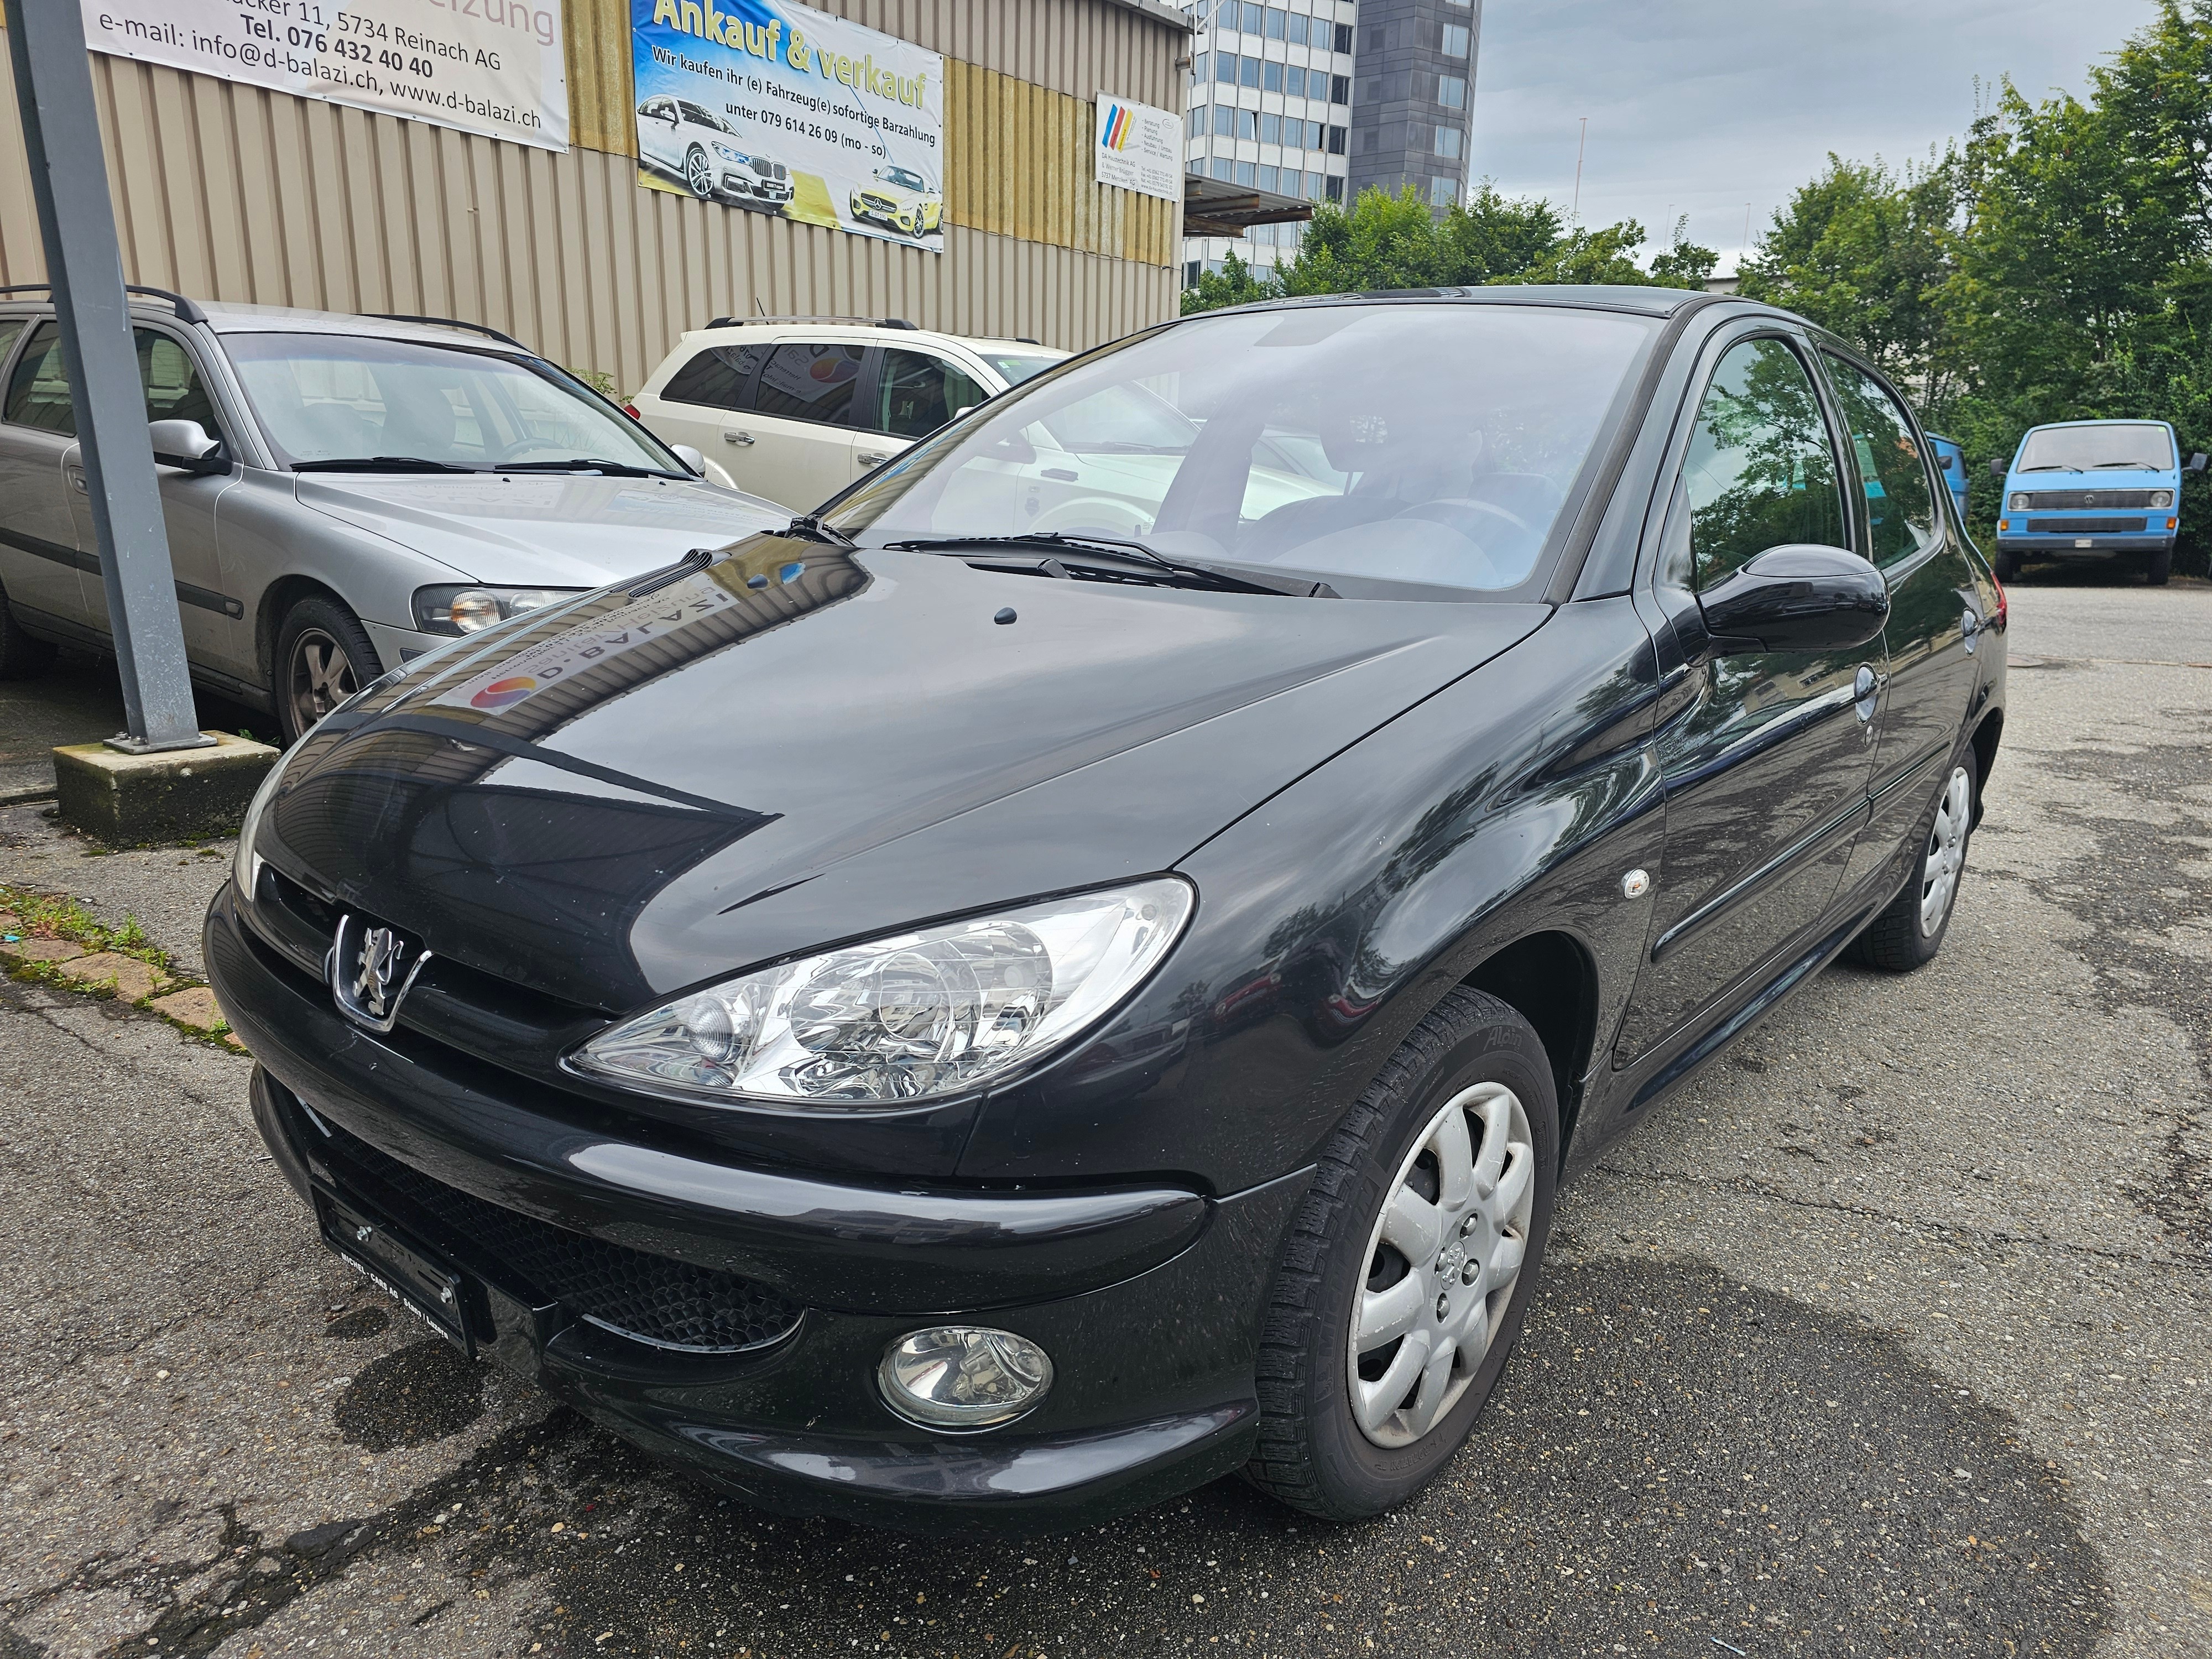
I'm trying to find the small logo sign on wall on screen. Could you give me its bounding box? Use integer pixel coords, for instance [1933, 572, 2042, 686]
[1093, 93, 1181, 202]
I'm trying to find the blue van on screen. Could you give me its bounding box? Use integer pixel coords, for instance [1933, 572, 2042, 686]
[1994, 419, 2204, 585]
[1927, 433, 1970, 524]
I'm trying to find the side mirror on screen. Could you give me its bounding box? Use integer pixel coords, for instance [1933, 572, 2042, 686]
[951, 404, 979, 421]
[1988, 457, 2006, 477]
[149, 419, 227, 476]
[2189, 452, 2207, 472]
[1698, 544, 1889, 656]
[667, 442, 707, 477]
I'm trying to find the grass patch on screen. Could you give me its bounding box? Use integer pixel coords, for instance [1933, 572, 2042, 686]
[0, 883, 171, 972]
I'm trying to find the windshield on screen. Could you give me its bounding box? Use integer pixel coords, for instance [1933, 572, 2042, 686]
[226, 333, 681, 473]
[831, 302, 1660, 596]
[880, 167, 930, 191]
[2017, 423, 2174, 472]
[980, 351, 1059, 385]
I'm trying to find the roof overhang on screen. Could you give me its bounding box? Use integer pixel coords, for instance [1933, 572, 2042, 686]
[1183, 173, 1316, 239]
[1099, 0, 1196, 31]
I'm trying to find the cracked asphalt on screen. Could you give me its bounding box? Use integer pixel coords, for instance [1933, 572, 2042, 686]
[3, 577, 2208, 1659]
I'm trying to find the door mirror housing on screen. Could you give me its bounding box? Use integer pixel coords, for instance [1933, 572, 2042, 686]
[667, 442, 707, 476]
[1697, 544, 1889, 656]
[2188, 452, 2207, 473]
[148, 419, 228, 476]
[1988, 456, 2006, 477]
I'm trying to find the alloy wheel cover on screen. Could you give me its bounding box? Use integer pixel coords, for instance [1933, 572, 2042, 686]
[1919, 765, 1973, 936]
[1347, 1081, 1535, 1449]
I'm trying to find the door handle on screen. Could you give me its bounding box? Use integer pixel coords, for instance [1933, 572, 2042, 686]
[67, 469, 87, 494]
[857, 452, 891, 467]
[724, 430, 754, 446]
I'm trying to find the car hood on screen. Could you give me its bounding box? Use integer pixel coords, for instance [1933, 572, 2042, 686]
[262, 536, 1549, 1011]
[293, 472, 790, 587]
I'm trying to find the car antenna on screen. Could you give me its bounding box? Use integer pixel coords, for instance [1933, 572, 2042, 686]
[755, 297, 766, 316]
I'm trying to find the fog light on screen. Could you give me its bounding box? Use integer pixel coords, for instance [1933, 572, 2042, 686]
[879, 1327, 1053, 1430]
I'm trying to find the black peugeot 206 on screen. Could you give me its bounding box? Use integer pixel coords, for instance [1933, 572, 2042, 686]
[208, 285, 2005, 1531]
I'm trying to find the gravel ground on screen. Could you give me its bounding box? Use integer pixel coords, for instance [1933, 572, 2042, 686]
[2, 577, 2206, 1659]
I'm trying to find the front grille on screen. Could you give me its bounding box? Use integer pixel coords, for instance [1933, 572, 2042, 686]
[2021, 489, 2158, 509]
[860, 194, 897, 211]
[2028, 517, 2146, 535]
[314, 1114, 804, 1354]
[752, 158, 785, 180]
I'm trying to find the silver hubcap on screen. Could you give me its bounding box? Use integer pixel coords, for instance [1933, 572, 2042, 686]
[1919, 765, 1972, 936]
[289, 630, 356, 734]
[687, 151, 712, 195]
[1348, 1082, 1535, 1449]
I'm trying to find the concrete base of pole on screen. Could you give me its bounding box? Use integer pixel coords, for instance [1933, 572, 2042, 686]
[53, 732, 279, 844]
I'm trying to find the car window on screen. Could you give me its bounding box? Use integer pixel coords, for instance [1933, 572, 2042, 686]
[3, 321, 75, 436]
[753, 342, 863, 427]
[0, 318, 26, 385]
[1676, 337, 1845, 591]
[662, 343, 764, 410]
[1822, 355, 1936, 568]
[876, 349, 988, 439]
[836, 302, 1661, 598]
[137, 329, 222, 440]
[224, 332, 680, 471]
[2016, 422, 2173, 472]
[978, 351, 1057, 386]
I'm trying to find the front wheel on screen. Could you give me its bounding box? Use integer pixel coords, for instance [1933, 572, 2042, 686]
[2146, 546, 2173, 586]
[1846, 750, 1977, 972]
[275, 594, 379, 745]
[1245, 987, 1558, 1520]
[1991, 549, 2019, 582]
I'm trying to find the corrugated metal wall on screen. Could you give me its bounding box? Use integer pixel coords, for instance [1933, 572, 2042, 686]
[0, 0, 1186, 392]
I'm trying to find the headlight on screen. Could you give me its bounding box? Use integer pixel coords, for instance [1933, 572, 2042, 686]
[572, 878, 1194, 1106]
[2007, 492, 2029, 510]
[712, 143, 745, 162]
[232, 743, 295, 902]
[411, 586, 583, 636]
[2151, 489, 2174, 508]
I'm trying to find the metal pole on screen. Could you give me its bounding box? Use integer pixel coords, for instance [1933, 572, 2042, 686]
[1570, 116, 1587, 228]
[4, 0, 208, 753]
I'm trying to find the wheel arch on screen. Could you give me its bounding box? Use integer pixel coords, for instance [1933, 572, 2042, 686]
[1457, 928, 1602, 1157]
[1969, 706, 2004, 825]
[257, 575, 361, 688]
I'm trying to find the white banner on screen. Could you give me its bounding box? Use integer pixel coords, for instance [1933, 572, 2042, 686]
[1094, 92, 1181, 203]
[632, 0, 945, 251]
[81, 0, 570, 152]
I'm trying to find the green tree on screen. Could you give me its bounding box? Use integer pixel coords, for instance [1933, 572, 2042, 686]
[1179, 249, 1275, 316]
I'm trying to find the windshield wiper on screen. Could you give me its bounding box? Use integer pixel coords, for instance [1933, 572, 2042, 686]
[494, 458, 679, 478]
[785, 513, 859, 549]
[293, 456, 481, 473]
[2090, 460, 2162, 469]
[883, 532, 1339, 598]
[2016, 464, 2069, 472]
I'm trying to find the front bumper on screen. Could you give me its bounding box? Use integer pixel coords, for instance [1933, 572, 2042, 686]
[1996, 533, 2173, 558]
[207, 885, 1308, 1531]
[718, 173, 792, 206]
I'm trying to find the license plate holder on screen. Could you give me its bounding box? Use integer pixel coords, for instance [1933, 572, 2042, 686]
[2075, 538, 2093, 547]
[314, 1183, 477, 1358]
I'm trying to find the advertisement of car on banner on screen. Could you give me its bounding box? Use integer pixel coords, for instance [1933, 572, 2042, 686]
[79, 0, 569, 152]
[631, 0, 945, 249]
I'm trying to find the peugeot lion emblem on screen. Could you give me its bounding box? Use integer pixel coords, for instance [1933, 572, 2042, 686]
[327, 914, 432, 1034]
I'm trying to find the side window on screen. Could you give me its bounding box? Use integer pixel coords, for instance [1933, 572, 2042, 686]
[136, 329, 222, 439]
[0, 319, 25, 385]
[661, 343, 762, 410]
[1823, 355, 1937, 568]
[875, 349, 986, 439]
[753, 342, 863, 427]
[3, 321, 75, 436]
[1677, 337, 1845, 590]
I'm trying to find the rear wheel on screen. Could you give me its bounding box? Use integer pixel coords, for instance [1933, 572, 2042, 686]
[1246, 988, 1558, 1520]
[684, 145, 714, 199]
[1847, 750, 1977, 972]
[0, 583, 56, 680]
[2146, 546, 2173, 586]
[275, 594, 379, 744]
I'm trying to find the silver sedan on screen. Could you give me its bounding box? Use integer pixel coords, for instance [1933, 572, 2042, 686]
[0, 295, 789, 741]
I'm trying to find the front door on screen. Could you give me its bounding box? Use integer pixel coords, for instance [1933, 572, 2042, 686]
[1615, 332, 1887, 1064]
[0, 320, 97, 631]
[722, 340, 863, 510]
[1818, 352, 1984, 890]
[68, 325, 247, 677]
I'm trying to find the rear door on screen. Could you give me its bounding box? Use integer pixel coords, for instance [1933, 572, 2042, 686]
[853, 345, 993, 483]
[1615, 330, 1886, 1065]
[0, 319, 97, 630]
[1818, 351, 1984, 888]
[638, 338, 764, 458]
[728, 338, 865, 509]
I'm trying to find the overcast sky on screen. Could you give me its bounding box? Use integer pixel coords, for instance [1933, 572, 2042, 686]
[1467, 0, 2162, 272]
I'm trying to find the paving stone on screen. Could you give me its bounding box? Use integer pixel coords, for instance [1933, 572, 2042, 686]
[54, 951, 166, 1001]
[149, 985, 226, 1032]
[2, 937, 84, 964]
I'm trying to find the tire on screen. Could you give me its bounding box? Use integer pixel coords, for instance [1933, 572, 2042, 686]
[1991, 549, 2019, 582]
[0, 583, 57, 680]
[2146, 546, 2172, 586]
[1246, 987, 1559, 1520]
[1846, 749, 1978, 972]
[684, 145, 713, 200]
[275, 594, 379, 745]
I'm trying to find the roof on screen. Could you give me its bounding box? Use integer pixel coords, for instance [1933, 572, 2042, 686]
[0, 291, 542, 353]
[1185, 285, 1726, 321]
[1099, 0, 1194, 30]
[1184, 173, 1315, 239]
